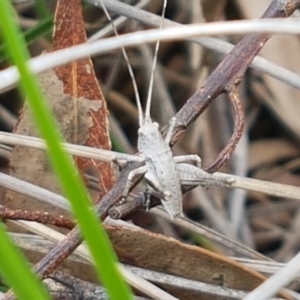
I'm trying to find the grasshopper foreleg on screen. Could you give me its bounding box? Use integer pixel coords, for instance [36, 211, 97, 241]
[122, 165, 148, 198]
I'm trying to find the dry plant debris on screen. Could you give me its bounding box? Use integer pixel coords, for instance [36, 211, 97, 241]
[1, 0, 300, 299]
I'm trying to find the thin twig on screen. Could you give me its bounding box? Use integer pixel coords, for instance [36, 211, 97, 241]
[2, 19, 300, 93]
[45, 271, 150, 300]
[0, 206, 75, 230]
[29, 163, 140, 278]
[94, 0, 300, 92]
[205, 88, 244, 172]
[169, 1, 300, 151]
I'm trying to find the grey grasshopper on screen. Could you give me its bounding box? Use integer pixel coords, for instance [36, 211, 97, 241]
[0, 1, 235, 218]
[99, 0, 234, 217]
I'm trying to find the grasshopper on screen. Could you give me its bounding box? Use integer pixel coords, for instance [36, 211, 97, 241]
[99, 0, 233, 217]
[0, 1, 234, 218]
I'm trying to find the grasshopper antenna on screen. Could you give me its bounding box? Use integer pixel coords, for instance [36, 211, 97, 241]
[99, 1, 144, 127]
[145, 0, 167, 122]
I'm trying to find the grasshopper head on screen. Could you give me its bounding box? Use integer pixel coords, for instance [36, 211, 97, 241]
[137, 121, 164, 153]
[138, 120, 159, 137]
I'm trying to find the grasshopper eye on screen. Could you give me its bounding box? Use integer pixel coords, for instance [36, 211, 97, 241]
[138, 127, 144, 135]
[163, 191, 172, 200]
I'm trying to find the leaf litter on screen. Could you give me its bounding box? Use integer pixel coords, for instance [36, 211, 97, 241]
[1, 0, 300, 299]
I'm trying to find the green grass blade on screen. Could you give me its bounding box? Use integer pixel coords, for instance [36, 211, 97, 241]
[0, 1, 132, 299]
[0, 15, 53, 63]
[34, 0, 50, 19]
[0, 222, 50, 299]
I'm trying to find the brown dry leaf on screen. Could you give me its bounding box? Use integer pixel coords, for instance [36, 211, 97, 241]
[106, 225, 290, 300]
[12, 225, 290, 299]
[51, 0, 114, 198]
[3, 0, 113, 229]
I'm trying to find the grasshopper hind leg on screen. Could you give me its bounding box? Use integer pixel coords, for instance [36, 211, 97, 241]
[176, 163, 234, 187]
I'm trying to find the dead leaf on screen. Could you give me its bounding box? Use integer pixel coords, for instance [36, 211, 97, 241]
[51, 0, 114, 198]
[13, 224, 290, 299]
[3, 0, 113, 229]
[106, 225, 290, 300]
